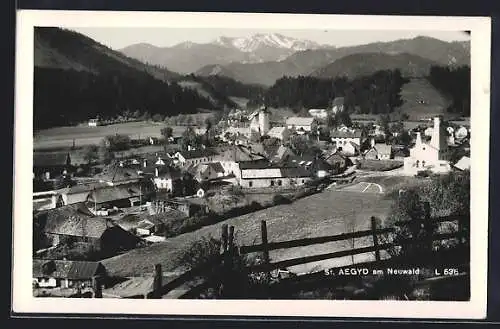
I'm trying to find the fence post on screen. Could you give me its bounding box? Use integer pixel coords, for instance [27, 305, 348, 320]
[261, 220, 270, 266]
[92, 276, 102, 298]
[221, 224, 229, 253]
[151, 263, 162, 299]
[371, 216, 381, 262]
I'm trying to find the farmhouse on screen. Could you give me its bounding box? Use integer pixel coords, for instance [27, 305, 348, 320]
[403, 116, 452, 174]
[330, 130, 363, 149]
[33, 152, 73, 180]
[33, 259, 107, 289]
[188, 162, 226, 182]
[96, 164, 142, 186]
[219, 145, 268, 178]
[364, 141, 392, 160]
[323, 150, 352, 173]
[143, 165, 182, 193]
[266, 126, 290, 141]
[35, 204, 140, 255]
[88, 118, 100, 127]
[174, 149, 219, 167]
[86, 183, 146, 209]
[286, 117, 316, 134]
[238, 162, 313, 188]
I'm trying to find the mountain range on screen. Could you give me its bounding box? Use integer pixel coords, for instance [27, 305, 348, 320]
[120, 34, 470, 86]
[119, 33, 333, 74]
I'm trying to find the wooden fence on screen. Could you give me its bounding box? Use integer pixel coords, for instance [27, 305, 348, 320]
[128, 202, 467, 299]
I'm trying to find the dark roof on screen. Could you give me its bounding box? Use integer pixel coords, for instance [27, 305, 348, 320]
[96, 164, 142, 183]
[330, 130, 362, 138]
[179, 149, 218, 160]
[222, 146, 267, 162]
[38, 204, 112, 238]
[143, 165, 182, 178]
[89, 184, 142, 204]
[33, 259, 103, 280]
[239, 159, 275, 170]
[280, 167, 312, 178]
[208, 162, 224, 173]
[33, 152, 71, 167]
[393, 148, 410, 157]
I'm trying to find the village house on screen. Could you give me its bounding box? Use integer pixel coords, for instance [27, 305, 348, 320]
[403, 116, 452, 174]
[238, 161, 313, 188]
[86, 183, 147, 210]
[95, 164, 142, 186]
[174, 149, 219, 167]
[266, 126, 290, 141]
[188, 162, 226, 182]
[364, 140, 393, 160]
[330, 130, 363, 149]
[265, 145, 295, 163]
[34, 203, 141, 256]
[323, 150, 352, 174]
[33, 259, 107, 290]
[219, 145, 268, 178]
[455, 126, 469, 140]
[286, 117, 316, 134]
[88, 118, 100, 127]
[142, 164, 182, 193]
[33, 152, 73, 180]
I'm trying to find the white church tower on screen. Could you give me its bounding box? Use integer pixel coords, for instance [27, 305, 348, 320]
[250, 106, 270, 136]
[404, 115, 451, 174]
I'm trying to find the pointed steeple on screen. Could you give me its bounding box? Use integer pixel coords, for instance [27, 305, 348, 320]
[430, 116, 447, 150]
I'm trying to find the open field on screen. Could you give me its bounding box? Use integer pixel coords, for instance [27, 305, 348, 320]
[34, 121, 187, 150]
[396, 78, 449, 120]
[103, 189, 393, 277]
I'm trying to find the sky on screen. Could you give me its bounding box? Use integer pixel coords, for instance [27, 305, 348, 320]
[70, 27, 470, 50]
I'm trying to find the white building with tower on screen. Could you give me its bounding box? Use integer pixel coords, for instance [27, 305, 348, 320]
[403, 116, 452, 175]
[249, 107, 270, 136]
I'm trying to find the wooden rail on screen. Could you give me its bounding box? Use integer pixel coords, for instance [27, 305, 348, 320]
[145, 206, 466, 299]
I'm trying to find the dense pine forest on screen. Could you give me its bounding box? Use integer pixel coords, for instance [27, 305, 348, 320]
[189, 75, 267, 102]
[33, 67, 215, 129]
[248, 69, 409, 114]
[427, 65, 471, 116]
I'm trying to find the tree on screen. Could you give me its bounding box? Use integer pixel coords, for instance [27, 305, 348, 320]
[181, 126, 202, 151]
[152, 113, 164, 122]
[82, 144, 99, 165]
[289, 135, 312, 157]
[377, 114, 391, 137]
[104, 134, 131, 151]
[161, 126, 173, 141]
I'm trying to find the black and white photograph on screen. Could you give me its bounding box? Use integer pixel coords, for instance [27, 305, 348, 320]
[13, 11, 491, 318]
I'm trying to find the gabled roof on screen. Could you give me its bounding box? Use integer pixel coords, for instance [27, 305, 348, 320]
[454, 156, 471, 171]
[36, 204, 112, 238]
[208, 162, 225, 173]
[366, 143, 392, 156]
[33, 152, 71, 167]
[267, 126, 288, 136]
[33, 259, 103, 280]
[222, 146, 267, 162]
[96, 164, 142, 183]
[89, 184, 142, 204]
[286, 117, 315, 126]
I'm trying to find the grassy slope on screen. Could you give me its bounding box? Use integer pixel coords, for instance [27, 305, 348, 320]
[102, 190, 392, 277]
[396, 78, 450, 120]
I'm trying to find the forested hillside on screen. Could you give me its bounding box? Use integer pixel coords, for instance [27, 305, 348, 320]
[33, 28, 231, 129]
[188, 75, 267, 101]
[249, 69, 409, 115]
[427, 65, 471, 116]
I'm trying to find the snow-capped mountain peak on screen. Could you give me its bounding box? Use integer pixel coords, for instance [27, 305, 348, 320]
[212, 33, 323, 52]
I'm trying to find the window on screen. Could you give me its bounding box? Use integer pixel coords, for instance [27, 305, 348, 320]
[277, 180, 282, 186]
[249, 181, 253, 187]
[422, 161, 426, 167]
[301, 179, 305, 184]
[270, 180, 275, 187]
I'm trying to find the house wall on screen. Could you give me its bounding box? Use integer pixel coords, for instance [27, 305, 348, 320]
[331, 137, 361, 146]
[287, 124, 312, 132]
[153, 177, 173, 192]
[220, 161, 240, 178]
[35, 277, 58, 288]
